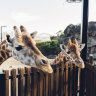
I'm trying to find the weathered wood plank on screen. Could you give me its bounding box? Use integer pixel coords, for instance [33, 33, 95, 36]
[11, 69, 16, 96]
[18, 68, 24, 96]
[4, 70, 9, 96]
[25, 67, 31, 96]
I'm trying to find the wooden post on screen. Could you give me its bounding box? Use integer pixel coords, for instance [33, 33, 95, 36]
[31, 67, 34, 96]
[11, 69, 16, 96]
[45, 73, 48, 96]
[60, 62, 65, 96]
[64, 63, 66, 96]
[89, 54, 94, 65]
[18, 68, 24, 96]
[39, 70, 44, 96]
[56, 64, 59, 96]
[31, 68, 38, 96]
[68, 63, 73, 96]
[49, 65, 54, 96]
[65, 62, 68, 96]
[4, 70, 9, 96]
[25, 67, 31, 96]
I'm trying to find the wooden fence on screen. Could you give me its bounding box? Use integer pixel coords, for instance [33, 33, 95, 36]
[0, 62, 80, 96]
[84, 55, 96, 96]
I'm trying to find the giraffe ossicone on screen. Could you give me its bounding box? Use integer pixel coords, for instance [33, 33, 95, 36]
[5, 26, 53, 73]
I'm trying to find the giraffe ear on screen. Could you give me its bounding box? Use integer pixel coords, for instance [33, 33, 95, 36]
[30, 32, 37, 39]
[68, 39, 72, 47]
[79, 44, 85, 51]
[6, 34, 13, 43]
[60, 44, 66, 50]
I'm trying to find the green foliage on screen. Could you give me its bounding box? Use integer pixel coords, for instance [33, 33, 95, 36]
[35, 40, 42, 43]
[36, 40, 61, 56]
[59, 33, 65, 38]
[50, 35, 57, 40]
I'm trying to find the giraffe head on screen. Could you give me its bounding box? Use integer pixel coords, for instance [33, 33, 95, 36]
[6, 26, 53, 73]
[60, 39, 85, 68]
[0, 32, 37, 65]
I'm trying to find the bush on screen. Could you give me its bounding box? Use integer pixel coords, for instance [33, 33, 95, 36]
[36, 40, 61, 56]
[50, 35, 56, 40]
[59, 33, 65, 38]
[35, 40, 42, 43]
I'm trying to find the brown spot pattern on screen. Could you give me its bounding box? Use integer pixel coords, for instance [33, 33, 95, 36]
[29, 52, 33, 57]
[28, 59, 31, 64]
[2, 45, 5, 50]
[21, 58, 23, 60]
[0, 50, 6, 58]
[24, 53, 27, 57]
[0, 57, 3, 64]
[6, 52, 10, 58]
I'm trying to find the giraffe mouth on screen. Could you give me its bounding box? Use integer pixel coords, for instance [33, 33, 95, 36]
[37, 65, 53, 74]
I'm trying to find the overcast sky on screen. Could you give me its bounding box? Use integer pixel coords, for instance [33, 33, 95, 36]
[0, 0, 96, 37]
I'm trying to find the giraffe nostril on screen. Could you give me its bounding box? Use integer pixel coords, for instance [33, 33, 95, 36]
[78, 60, 82, 64]
[67, 51, 71, 54]
[75, 59, 82, 64]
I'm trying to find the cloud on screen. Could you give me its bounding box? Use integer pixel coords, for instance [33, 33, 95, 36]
[11, 12, 40, 23]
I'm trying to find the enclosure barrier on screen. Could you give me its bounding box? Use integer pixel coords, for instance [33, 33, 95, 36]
[0, 62, 79, 96]
[84, 54, 96, 96]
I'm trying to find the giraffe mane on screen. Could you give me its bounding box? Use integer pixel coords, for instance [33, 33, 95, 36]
[22, 35, 42, 55]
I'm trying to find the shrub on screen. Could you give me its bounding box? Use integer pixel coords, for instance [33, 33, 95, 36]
[35, 40, 42, 43]
[36, 40, 61, 56]
[50, 35, 57, 40]
[59, 33, 65, 38]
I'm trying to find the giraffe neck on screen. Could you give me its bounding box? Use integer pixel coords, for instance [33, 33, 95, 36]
[0, 40, 12, 65]
[52, 50, 73, 64]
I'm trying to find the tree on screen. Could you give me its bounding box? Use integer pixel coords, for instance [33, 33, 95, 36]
[56, 30, 63, 37]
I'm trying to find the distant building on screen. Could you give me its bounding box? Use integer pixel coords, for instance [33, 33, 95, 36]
[35, 33, 51, 41]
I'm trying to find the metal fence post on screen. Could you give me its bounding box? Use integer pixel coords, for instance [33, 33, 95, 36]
[80, 0, 89, 96]
[0, 72, 5, 96]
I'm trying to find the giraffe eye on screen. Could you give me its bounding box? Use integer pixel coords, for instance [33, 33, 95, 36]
[15, 45, 23, 51]
[42, 59, 47, 65]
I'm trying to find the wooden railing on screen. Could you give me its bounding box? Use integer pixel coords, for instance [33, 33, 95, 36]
[0, 62, 79, 96]
[84, 54, 96, 96]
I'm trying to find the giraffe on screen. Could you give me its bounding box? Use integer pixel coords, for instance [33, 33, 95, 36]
[0, 40, 11, 65]
[52, 39, 85, 69]
[0, 32, 37, 65]
[0, 26, 53, 73]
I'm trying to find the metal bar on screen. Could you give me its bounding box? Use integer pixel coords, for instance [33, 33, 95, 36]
[81, 0, 89, 61]
[1, 27, 2, 42]
[0, 72, 5, 96]
[0, 26, 7, 42]
[80, 0, 89, 96]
